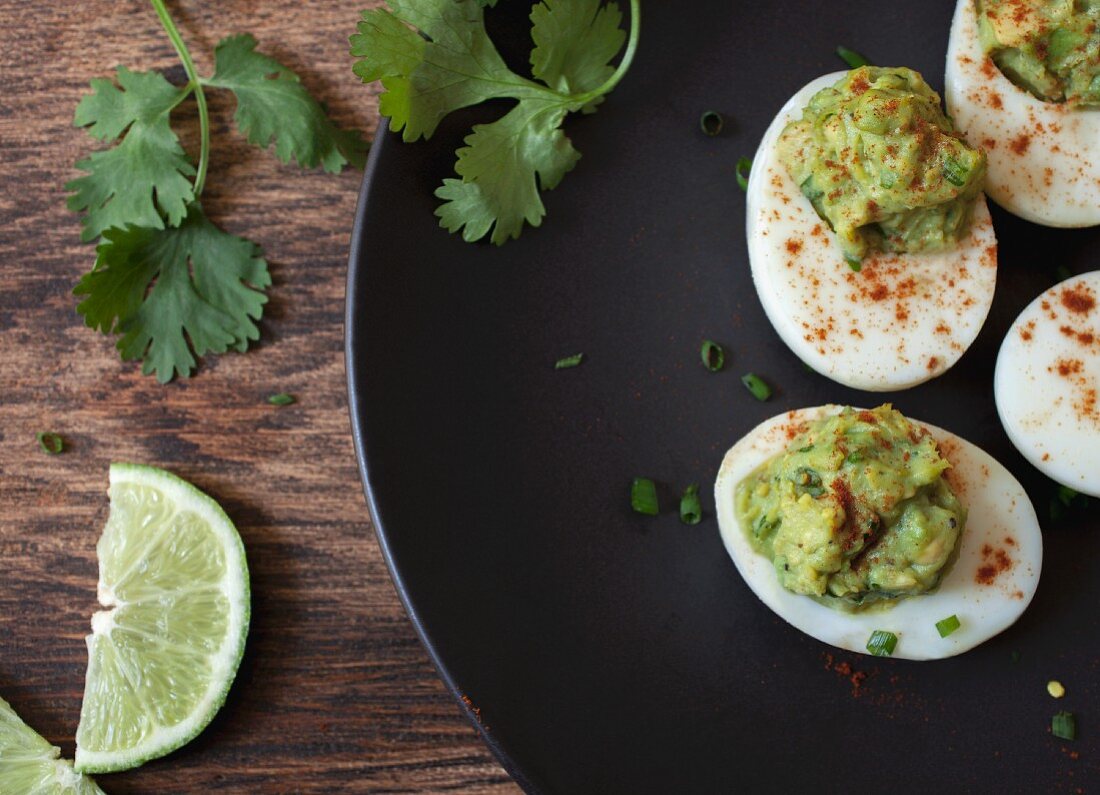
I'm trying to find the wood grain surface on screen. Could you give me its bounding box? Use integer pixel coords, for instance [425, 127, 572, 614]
[0, 1, 517, 791]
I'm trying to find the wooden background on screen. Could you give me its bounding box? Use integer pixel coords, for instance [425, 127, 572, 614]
[0, 1, 517, 791]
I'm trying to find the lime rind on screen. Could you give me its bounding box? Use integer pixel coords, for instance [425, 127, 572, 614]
[74, 462, 250, 774]
[0, 695, 105, 794]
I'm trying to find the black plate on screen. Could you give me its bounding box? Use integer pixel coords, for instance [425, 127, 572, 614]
[346, 2, 1100, 791]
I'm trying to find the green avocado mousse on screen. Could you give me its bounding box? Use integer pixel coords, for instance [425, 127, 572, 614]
[978, 0, 1100, 108]
[734, 405, 966, 610]
[776, 66, 987, 263]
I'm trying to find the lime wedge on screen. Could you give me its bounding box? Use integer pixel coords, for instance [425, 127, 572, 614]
[74, 463, 250, 773]
[0, 695, 104, 794]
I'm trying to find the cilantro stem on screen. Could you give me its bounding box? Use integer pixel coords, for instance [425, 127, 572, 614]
[572, 0, 640, 107]
[150, 0, 210, 196]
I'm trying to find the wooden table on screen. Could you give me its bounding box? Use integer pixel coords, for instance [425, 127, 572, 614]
[0, 1, 517, 791]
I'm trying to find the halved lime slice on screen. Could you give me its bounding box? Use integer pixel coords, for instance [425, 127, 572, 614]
[74, 463, 250, 773]
[0, 695, 104, 794]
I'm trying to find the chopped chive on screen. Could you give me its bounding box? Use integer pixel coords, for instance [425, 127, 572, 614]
[836, 45, 871, 68]
[36, 432, 64, 455]
[700, 340, 725, 372]
[267, 393, 296, 406]
[845, 254, 862, 272]
[699, 110, 724, 137]
[846, 451, 864, 464]
[1057, 485, 1079, 506]
[735, 156, 752, 191]
[866, 629, 898, 657]
[1056, 265, 1073, 282]
[943, 156, 969, 187]
[741, 372, 772, 401]
[554, 353, 585, 369]
[935, 614, 961, 638]
[1052, 711, 1076, 741]
[631, 478, 659, 516]
[679, 484, 702, 525]
[801, 360, 816, 374]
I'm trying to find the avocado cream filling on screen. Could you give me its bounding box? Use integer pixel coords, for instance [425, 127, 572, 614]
[978, 0, 1100, 107]
[778, 67, 986, 263]
[734, 406, 966, 611]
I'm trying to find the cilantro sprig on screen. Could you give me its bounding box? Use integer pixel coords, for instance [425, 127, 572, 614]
[350, 0, 640, 245]
[69, 0, 366, 383]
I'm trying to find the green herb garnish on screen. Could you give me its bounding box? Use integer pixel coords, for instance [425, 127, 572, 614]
[351, 0, 640, 245]
[36, 432, 64, 455]
[555, 353, 585, 369]
[836, 46, 871, 68]
[736, 156, 752, 191]
[700, 110, 724, 137]
[741, 372, 772, 401]
[700, 340, 725, 372]
[1052, 711, 1076, 741]
[679, 484, 702, 525]
[69, 0, 365, 383]
[845, 254, 862, 272]
[631, 477, 659, 516]
[935, 614, 961, 638]
[943, 156, 969, 187]
[866, 629, 898, 657]
[267, 393, 296, 406]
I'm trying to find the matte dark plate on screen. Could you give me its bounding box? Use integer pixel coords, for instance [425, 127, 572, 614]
[346, 2, 1100, 791]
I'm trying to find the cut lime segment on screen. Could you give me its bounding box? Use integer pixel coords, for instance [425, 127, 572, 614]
[0, 695, 105, 794]
[74, 463, 250, 774]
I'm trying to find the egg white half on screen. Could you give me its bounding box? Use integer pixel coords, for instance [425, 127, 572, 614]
[945, 0, 1100, 227]
[747, 73, 998, 392]
[715, 405, 1042, 660]
[995, 271, 1100, 496]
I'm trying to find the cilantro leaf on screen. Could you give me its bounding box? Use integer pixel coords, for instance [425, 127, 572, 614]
[436, 100, 580, 244]
[74, 204, 269, 382]
[351, 0, 636, 244]
[530, 0, 626, 112]
[206, 34, 367, 172]
[351, 0, 546, 142]
[67, 67, 196, 241]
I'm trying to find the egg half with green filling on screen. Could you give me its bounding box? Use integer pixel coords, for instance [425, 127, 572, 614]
[945, 0, 1100, 227]
[714, 405, 1042, 660]
[746, 69, 998, 391]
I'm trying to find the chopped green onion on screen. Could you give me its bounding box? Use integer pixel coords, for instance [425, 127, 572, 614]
[741, 372, 772, 401]
[679, 484, 702, 525]
[700, 340, 725, 372]
[735, 157, 752, 191]
[943, 156, 969, 187]
[846, 451, 864, 464]
[631, 478, 659, 516]
[36, 432, 64, 455]
[1052, 711, 1076, 741]
[801, 361, 816, 374]
[935, 614, 961, 638]
[836, 45, 871, 68]
[845, 254, 862, 272]
[699, 110, 724, 137]
[1057, 485, 1079, 506]
[267, 393, 296, 406]
[866, 629, 898, 657]
[554, 353, 585, 369]
[1055, 265, 1073, 282]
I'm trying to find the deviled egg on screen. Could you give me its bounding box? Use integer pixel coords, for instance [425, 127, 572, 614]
[747, 68, 998, 391]
[945, 0, 1100, 227]
[714, 405, 1042, 660]
[996, 271, 1100, 496]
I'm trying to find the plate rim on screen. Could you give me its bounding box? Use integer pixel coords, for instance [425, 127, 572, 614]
[344, 119, 535, 793]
